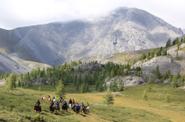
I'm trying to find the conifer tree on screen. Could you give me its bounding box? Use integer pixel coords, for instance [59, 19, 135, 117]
[56, 80, 64, 97]
[6, 74, 17, 90]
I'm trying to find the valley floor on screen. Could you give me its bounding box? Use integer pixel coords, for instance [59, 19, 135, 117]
[0, 84, 185, 122]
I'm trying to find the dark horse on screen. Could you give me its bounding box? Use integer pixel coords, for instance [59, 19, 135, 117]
[61, 100, 68, 111]
[49, 101, 60, 112]
[34, 100, 42, 113]
[82, 104, 90, 114]
[72, 104, 81, 113]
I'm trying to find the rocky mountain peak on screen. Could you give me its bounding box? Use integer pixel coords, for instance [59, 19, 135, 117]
[0, 7, 183, 65]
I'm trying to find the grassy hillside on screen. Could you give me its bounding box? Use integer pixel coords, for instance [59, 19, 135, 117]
[105, 50, 149, 65]
[0, 83, 185, 122]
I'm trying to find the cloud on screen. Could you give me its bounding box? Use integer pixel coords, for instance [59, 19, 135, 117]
[0, 0, 184, 29]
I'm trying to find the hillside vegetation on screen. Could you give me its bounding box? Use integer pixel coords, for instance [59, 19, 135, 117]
[0, 37, 185, 122]
[0, 84, 185, 122]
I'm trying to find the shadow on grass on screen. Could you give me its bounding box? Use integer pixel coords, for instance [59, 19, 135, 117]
[0, 119, 7, 122]
[41, 110, 74, 117]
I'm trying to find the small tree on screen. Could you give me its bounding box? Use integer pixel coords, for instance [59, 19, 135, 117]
[110, 82, 118, 92]
[118, 82, 124, 91]
[176, 41, 181, 58]
[104, 92, 114, 105]
[141, 53, 147, 60]
[173, 38, 180, 45]
[153, 65, 161, 80]
[171, 76, 178, 88]
[56, 80, 64, 97]
[80, 82, 89, 93]
[143, 89, 148, 100]
[166, 39, 171, 48]
[6, 74, 16, 90]
[165, 94, 170, 103]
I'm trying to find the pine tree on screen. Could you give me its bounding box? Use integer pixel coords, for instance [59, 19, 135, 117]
[171, 76, 178, 88]
[141, 53, 147, 60]
[6, 74, 17, 90]
[176, 40, 181, 57]
[56, 80, 64, 97]
[173, 38, 180, 45]
[166, 39, 171, 48]
[154, 66, 161, 79]
[104, 92, 114, 105]
[143, 89, 148, 100]
[110, 82, 118, 92]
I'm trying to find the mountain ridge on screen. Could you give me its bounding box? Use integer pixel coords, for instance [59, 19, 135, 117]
[0, 7, 183, 66]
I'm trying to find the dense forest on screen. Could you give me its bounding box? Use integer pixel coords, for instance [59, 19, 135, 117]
[2, 61, 142, 92]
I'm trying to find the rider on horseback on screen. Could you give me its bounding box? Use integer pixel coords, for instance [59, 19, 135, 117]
[49, 100, 55, 112]
[34, 100, 42, 113]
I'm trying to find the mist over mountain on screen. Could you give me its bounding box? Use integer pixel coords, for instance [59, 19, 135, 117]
[0, 7, 183, 65]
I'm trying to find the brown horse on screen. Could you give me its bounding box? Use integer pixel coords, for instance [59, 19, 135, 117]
[40, 95, 51, 102]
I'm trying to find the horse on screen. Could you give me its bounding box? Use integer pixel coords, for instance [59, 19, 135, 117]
[34, 105, 41, 112]
[68, 98, 73, 109]
[72, 103, 81, 113]
[49, 101, 60, 113]
[82, 105, 90, 114]
[40, 95, 51, 102]
[34, 100, 42, 113]
[61, 100, 68, 111]
[49, 101, 55, 112]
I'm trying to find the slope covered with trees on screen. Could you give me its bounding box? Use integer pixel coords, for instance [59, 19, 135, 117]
[2, 61, 143, 93]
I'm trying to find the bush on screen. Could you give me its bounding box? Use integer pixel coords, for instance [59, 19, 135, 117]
[6, 74, 17, 90]
[143, 90, 148, 101]
[55, 80, 64, 97]
[110, 82, 118, 92]
[165, 94, 170, 103]
[147, 85, 152, 92]
[104, 92, 114, 105]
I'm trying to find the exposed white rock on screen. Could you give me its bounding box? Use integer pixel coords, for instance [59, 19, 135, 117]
[105, 76, 145, 87]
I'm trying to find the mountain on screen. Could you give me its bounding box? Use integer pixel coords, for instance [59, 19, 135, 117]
[106, 39, 185, 76]
[183, 29, 185, 34]
[0, 52, 50, 73]
[0, 7, 183, 65]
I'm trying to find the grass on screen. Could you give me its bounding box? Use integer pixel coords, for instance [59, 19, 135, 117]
[93, 105, 170, 122]
[0, 84, 185, 122]
[108, 52, 142, 65]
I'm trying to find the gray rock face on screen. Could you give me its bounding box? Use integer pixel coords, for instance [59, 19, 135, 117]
[134, 56, 181, 75]
[0, 52, 50, 73]
[0, 7, 183, 65]
[133, 43, 185, 76]
[105, 76, 145, 87]
[183, 29, 185, 34]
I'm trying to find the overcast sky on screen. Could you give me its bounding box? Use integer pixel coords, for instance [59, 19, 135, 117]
[0, 0, 185, 30]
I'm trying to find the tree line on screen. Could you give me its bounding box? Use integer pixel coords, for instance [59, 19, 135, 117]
[149, 66, 185, 88]
[4, 61, 142, 93]
[140, 36, 185, 61]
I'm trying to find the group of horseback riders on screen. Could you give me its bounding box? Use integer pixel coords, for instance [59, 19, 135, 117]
[34, 95, 90, 114]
